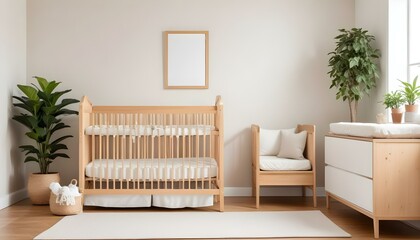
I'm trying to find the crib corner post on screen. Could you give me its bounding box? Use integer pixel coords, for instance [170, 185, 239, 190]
[79, 96, 92, 193]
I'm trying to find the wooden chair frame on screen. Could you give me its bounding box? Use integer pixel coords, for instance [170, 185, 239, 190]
[251, 124, 317, 208]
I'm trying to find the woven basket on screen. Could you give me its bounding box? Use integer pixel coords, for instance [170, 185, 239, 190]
[49, 179, 83, 216]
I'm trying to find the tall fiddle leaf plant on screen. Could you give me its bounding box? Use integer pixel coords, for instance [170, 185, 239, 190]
[328, 28, 380, 122]
[12, 76, 79, 174]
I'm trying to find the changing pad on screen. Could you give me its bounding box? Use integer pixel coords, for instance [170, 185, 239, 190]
[330, 122, 420, 138]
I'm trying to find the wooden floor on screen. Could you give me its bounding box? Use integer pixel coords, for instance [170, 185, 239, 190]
[1, 196, 420, 240]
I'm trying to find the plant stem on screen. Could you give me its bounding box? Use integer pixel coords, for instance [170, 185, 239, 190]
[349, 100, 358, 122]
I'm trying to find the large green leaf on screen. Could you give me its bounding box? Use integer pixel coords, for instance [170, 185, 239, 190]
[12, 115, 33, 129]
[35, 127, 47, 138]
[45, 81, 60, 95]
[54, 109, 79, 117]
[24, 156, 39, 163]
[42, 114, 58, 128]
[34, 76, 48, 91]
[49, 144, 68, 153]
[17, 85, 39, 101]
[49, 153, 70, 159]
[13, 103, 32, 113]
[19, 145, 41, 156]
[50, 122, 70, 135]
[50, 90, 71, 105]
[51, 135, 73, 145]
[25, 132, 39, 141]
[56, 99, 80, 111]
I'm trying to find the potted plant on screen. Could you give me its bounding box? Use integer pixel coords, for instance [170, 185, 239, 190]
[398, 76, 420, 112]
[328, 28, 380, 122]
[12, 76, 79, 204]
[383, 91, 405, 123]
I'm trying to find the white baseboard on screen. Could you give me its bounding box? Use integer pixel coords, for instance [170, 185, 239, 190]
[224, 187, 325, 197]
[0, 188, 27, 210]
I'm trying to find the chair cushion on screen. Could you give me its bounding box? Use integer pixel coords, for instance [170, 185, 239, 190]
[259, 156, 311, 171]
[277, 130, 307, 159]
[259, 128, 295, 156]
[259, 129, 281, 155]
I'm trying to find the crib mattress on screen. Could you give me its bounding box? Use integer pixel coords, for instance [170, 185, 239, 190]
[330, 122, 420, 138]
[259, 156, 311, 171]
[85, 158, 218, 180]
[85, 125, 214, 136]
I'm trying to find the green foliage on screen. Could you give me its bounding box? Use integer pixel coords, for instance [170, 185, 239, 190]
[383, 91, 405, 109]
[398, 76, 420, 105]
[328, 28, 380, 121]
[12, 76, 79, 174]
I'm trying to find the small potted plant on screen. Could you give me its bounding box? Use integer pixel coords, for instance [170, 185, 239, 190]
[398, 75, 420, 113]
[383, 91, 405, 123]
[12, 76, 79, 204]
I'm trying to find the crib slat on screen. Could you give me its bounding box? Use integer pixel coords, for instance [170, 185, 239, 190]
[195, 114, 199, 189]
[105, 113, 110, 190]
[99, 113, 103, 190]
[92, 113, 96, 190]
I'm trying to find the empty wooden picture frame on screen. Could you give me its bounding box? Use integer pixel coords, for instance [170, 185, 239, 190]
[164, 31, 209, 89]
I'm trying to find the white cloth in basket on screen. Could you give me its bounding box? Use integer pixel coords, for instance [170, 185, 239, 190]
[50, 181, 81, 206]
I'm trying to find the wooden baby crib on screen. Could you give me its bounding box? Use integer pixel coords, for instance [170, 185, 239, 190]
[79, 96, 224, 211]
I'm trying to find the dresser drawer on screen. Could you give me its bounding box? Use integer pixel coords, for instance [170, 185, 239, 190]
[325, 136, 372, 178]
[325, 165, 373, 213]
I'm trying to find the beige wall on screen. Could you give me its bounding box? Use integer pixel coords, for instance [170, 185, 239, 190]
[27, 0, 355, 190]
[0, 0, 27, 209]
[355, 0, 389, 123]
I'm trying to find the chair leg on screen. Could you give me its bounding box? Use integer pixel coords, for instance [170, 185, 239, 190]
[326, 192, 330, 209]
[256, 185, 260, 209]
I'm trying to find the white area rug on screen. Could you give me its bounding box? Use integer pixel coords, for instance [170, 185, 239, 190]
[34, 211, 350, 239]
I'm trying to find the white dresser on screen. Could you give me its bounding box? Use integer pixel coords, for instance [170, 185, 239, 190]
[325, 135, 420, 238]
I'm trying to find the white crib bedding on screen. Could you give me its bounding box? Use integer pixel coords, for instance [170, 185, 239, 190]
[85, 125, 214, 136]
[330, 122, 420, 138]
[85, 157, 218, 180]
[83, 194, 213, 208]
[84, 194, 152, 208]
[152, 195, 213, 208]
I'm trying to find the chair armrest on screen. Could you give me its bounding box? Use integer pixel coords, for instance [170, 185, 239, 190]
[251, 124, 260, 171]
[297, 124, 316, 170]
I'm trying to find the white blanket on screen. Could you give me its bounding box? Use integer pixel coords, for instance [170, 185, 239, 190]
[330, 122, 420, 138]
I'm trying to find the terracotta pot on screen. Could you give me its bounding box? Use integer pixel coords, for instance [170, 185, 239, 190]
[391, 108, 403, 124]
[28, 173, 60, 205]
[405, 104, 418, 113]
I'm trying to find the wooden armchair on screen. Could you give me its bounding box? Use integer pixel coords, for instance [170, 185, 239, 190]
[251, 124, 316, 208]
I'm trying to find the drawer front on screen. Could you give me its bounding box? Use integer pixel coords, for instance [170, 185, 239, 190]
[325, 165, 373, 213]
[325, 136, 372, 178]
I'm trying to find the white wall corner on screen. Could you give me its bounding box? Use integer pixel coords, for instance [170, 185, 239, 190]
[0, 188, 27, 210]
[224, 187, 325, 197]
